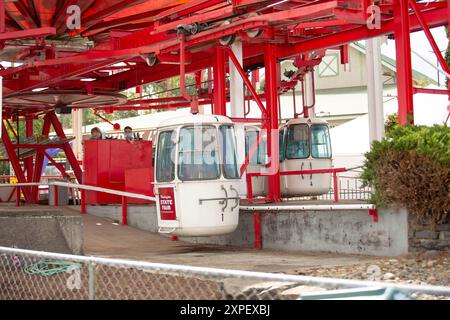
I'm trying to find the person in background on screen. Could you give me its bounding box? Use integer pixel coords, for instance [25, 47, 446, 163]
[89, 127, 104, 140]
[124, 126, 134, 141]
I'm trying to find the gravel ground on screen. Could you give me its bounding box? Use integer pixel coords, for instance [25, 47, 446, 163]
[289, 250, 450, 300]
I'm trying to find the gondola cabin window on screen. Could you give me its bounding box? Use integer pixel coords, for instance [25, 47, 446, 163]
[245, 129, 268, 165]
[311, 124, 332, 159]
[220, 125, 239, 179]
[279, 129, 285, 161]
[178, 126, 220, 181]
[156, 130, 176, 182]
[286, 124, 310, 159]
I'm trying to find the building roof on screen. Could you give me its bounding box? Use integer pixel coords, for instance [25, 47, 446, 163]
[351, 42, 435, 84]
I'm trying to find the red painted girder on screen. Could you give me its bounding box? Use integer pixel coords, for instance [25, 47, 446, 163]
[0, 26, 56, 40]
[95, 53, 213, 91]
[82, 0, 146, 29]
[153, 5, 233, 34]
[153, 0, 224, 22]
[34, 0, 58, 28]
[81, 7, 168, 37]
[413, 87, 449, 95]
[103, 0, 191, 20]
[104, 99, 213, 111]
[278, 2, 448, 58]
[3, 1, 334, 72]
[159, 20, 269, 54]
[5, 0, 39, 29]
[2, 59, 119, 94]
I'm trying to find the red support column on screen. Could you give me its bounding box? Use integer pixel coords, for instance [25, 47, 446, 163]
[81, 189, 86, 214]
[333, 172, 339, 203]
[213, 47, 227, 116]
[1, 123, 33, 202]
[264, 44, 281, 202]
[25, 115, 34, 183]
[31, 114, 52, 200]
[15, 187, 20, 207]
[394, 0, 414, 125]
[47, 111, 83, 183]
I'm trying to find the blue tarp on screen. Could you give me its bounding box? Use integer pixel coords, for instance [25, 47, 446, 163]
[41, 141, 73, 176]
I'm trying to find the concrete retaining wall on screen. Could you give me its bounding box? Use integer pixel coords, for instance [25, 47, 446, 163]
[86, 204, 408, 256]
[0, 208, 83, 254]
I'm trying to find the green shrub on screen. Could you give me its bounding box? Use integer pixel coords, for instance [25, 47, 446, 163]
[361, 124, 450, 223]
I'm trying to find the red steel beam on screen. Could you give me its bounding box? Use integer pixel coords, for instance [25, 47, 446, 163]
[394, 0, 414, 125]
[0, 27, 56, 40]
[213, 47, 227, 115]
[278, 3, 448, 59]
[25, 115, 34, 182]
[42, 150, 71, 179]
[227, 47, 267, 117]
[31, 113, 52, 200]
[47, 111, 83, 184]
[264, 43, 281, 202]
[413, 87, 449, 95]
[1, 123, 33, 202]
[409, 0, 450, 76]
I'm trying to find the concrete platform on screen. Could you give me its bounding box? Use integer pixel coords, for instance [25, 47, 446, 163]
[0, 205, 83, 254]
[85, 202, 408, 256]
[76, 206, 379, 272]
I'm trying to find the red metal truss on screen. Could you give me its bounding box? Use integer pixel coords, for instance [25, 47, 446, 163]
[0, 0, 448, 203]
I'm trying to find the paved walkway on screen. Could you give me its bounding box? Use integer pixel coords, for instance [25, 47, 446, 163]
[58, 206, 380, 273]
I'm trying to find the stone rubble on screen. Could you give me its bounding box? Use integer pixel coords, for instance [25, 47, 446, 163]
[288, 250, 450, 300]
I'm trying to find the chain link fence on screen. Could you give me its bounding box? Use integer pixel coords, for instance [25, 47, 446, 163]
[1, 246, 450, 300]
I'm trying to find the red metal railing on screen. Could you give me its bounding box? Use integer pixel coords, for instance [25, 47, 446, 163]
[246, 167, 348, 203]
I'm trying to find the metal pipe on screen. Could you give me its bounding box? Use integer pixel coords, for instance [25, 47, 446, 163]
[333, 172, 339, 203]
[179, 32, 198, 114]
[240, 204, 376, 211]
[88, 263, 96, 300]
[81, 189, 86, 214]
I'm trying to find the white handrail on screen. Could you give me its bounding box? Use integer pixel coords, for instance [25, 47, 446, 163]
[1, 182, 375, 210]
[0, 245, 449, 297]
[240, 204, 376, 211]
[0, 181, 156, 202]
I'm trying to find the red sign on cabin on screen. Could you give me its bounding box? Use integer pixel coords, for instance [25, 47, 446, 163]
[158, 187, 176, 220]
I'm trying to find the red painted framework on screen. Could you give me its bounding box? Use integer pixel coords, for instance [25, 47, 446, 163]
[0, 0, 448, 204]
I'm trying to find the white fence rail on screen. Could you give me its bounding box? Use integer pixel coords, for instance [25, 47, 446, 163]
[1, 246, 450, 300]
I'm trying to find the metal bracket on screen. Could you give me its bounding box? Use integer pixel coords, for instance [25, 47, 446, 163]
[158, 227, 176, 234]
[368, 209, 378, 222]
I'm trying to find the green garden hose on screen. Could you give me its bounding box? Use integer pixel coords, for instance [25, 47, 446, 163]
[24, 260, 82, 277]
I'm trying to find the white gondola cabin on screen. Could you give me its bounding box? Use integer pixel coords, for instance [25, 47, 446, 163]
[279, 118, 332, 196]
[154, 114, 240, 236]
